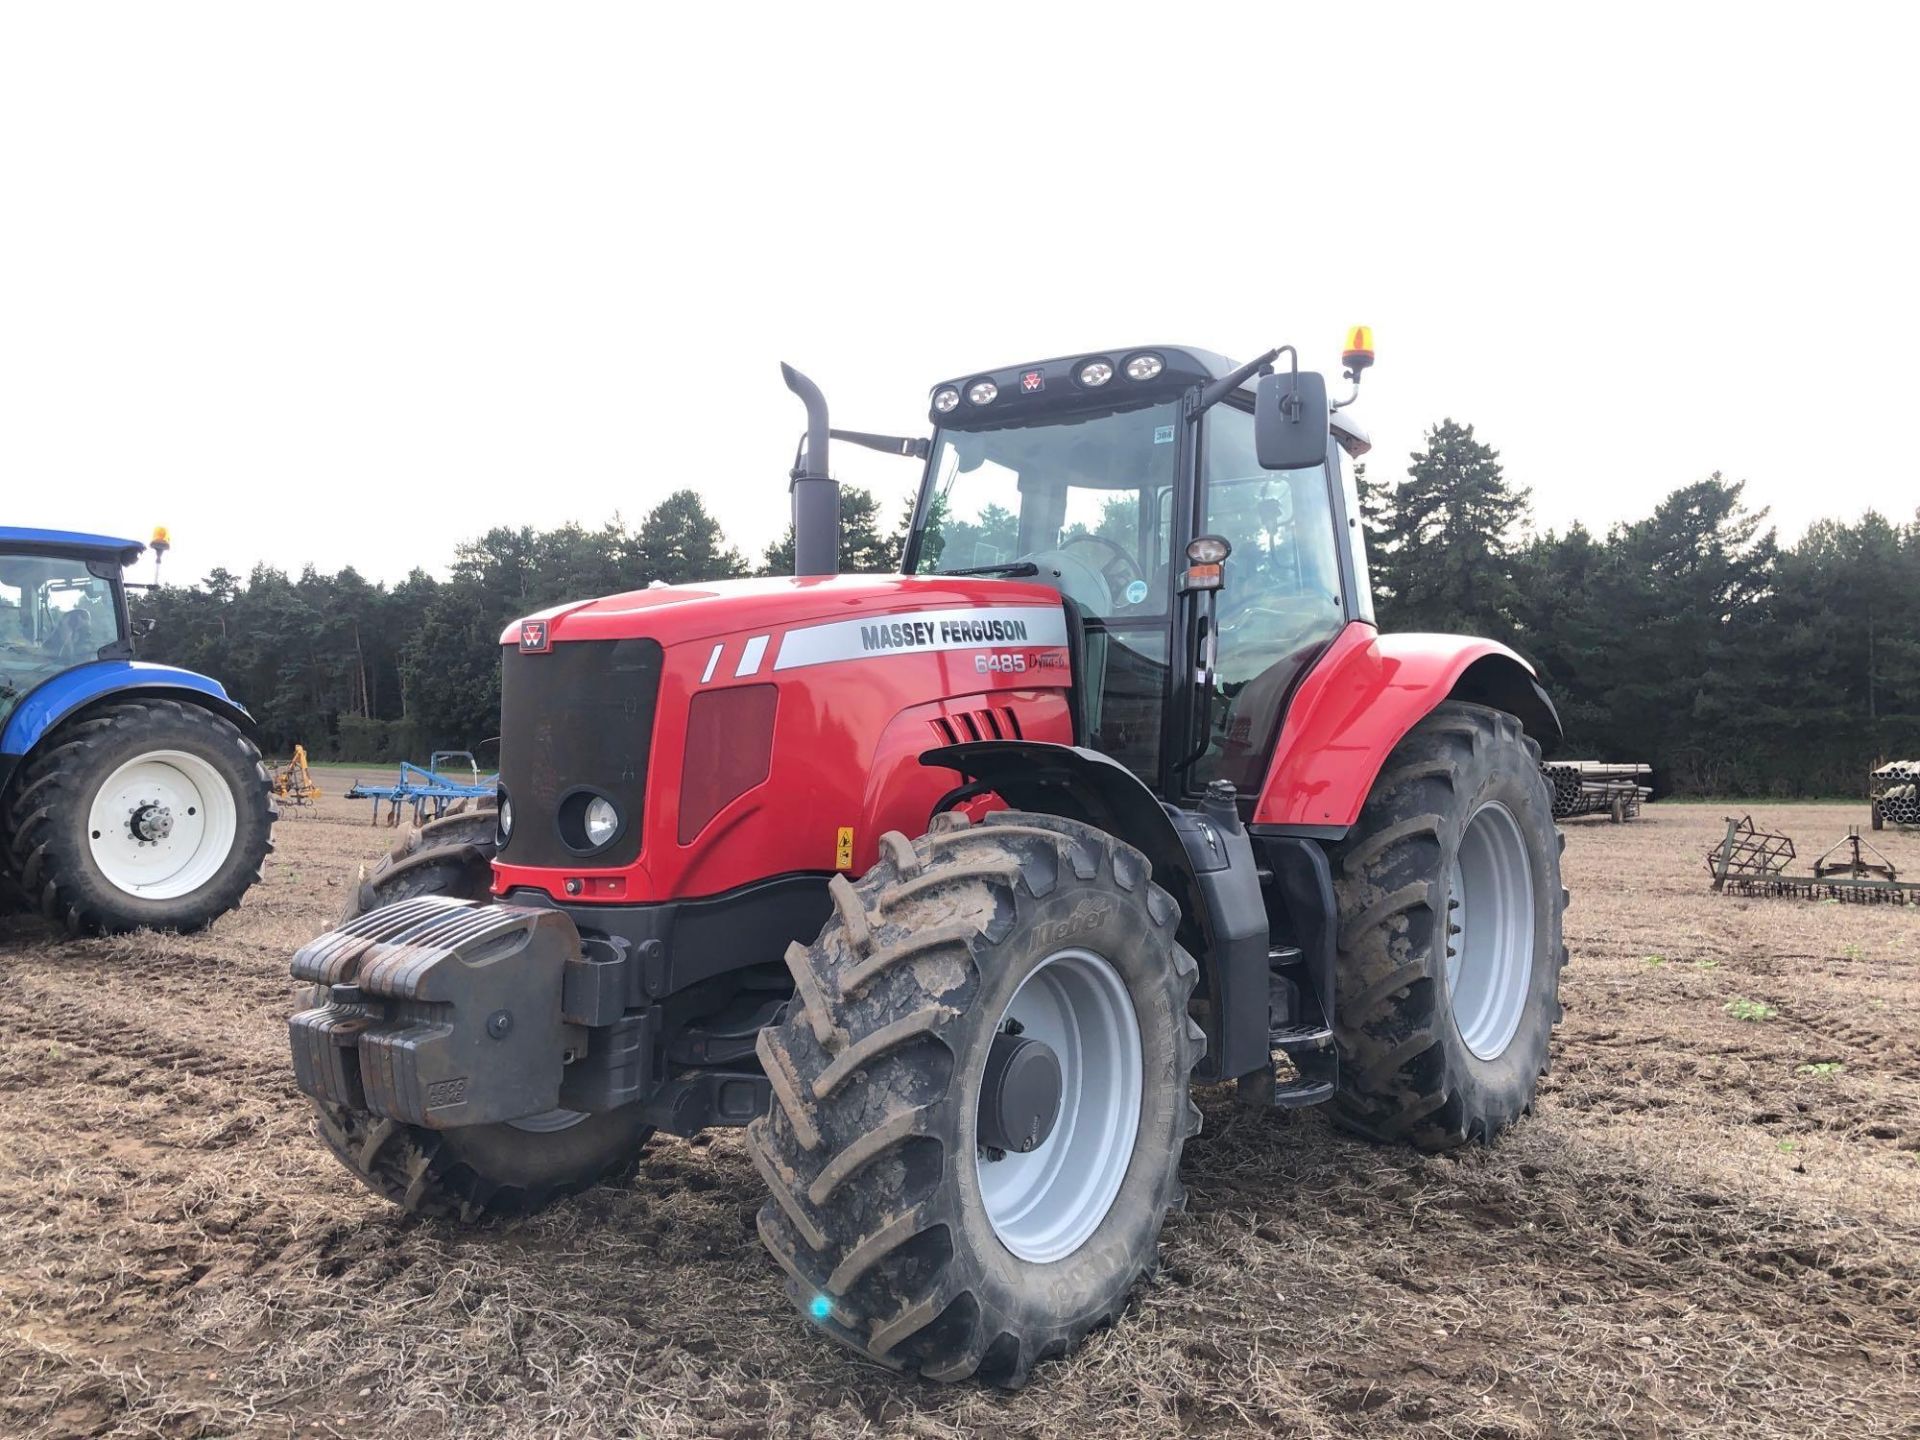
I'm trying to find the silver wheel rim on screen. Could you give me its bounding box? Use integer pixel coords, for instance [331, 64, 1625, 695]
[1445, 800, 1536, 1061]
[507, 1108, 587, 1134]
[86, 750, 239, 901]
[976, 947, 1142, 1264]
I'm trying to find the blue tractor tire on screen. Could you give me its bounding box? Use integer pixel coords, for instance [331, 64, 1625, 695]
[3, 698, 274, 935]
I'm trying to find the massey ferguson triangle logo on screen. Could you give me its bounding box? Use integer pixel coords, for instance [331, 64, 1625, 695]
[519, 620, 550, 653]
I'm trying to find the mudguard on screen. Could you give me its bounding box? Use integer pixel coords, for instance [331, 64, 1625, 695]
[1251, 622, 1561, 833]
[0, 660, 253, 760]
[923, 740, 1271, 1082]
[921, 740, 1199, 937]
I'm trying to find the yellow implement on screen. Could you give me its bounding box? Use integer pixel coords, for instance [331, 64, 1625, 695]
[269, 744, 322, 807]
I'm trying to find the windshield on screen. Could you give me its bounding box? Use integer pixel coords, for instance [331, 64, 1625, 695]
[913, 402, 1180, 620]
[0, 552, 122, 731]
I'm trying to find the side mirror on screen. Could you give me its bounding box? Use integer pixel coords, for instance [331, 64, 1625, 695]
[1254, 369, 1329, 470]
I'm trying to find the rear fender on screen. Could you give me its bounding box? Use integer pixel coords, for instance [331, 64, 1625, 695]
[0, 661, 254, 761]
[1251, 622, 1561, 834]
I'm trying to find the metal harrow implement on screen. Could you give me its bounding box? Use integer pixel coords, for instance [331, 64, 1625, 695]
[345, 751, 496, 827]
[1707, 815, 1919, 904]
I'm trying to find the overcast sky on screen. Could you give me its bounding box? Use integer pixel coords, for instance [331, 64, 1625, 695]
[3, 5, 1915, 587]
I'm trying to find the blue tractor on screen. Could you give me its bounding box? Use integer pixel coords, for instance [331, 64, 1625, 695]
[0, 527, 274, 934]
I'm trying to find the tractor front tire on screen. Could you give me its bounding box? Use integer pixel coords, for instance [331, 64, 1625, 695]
[339, 804, 499, 921]
[1327, 702, 1565, 1151]
[306, 806, 653, 1219]
[746, 811, 1205, 1388]
[3, 699, 274, 935]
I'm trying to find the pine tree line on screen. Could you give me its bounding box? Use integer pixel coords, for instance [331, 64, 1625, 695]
[133, 433, 1920, 795]
[1365, 421, 1920, 795]
[132, 488, 921, 761]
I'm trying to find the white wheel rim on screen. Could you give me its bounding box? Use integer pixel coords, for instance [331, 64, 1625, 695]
[85, 749, 239, 901]
[1445, 800, 1536, 1061]
[976, 947, 1142, 1264]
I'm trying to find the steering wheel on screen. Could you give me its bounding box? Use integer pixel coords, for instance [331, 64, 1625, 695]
[1020, 547, 1114, 613]
[1058, 535, 1145, 602]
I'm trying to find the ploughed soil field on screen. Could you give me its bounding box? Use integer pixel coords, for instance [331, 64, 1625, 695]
[2, 796, 1916, 1439]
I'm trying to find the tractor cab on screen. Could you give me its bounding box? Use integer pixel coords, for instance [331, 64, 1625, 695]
[902, 343, 1375, 803]
[0, 528, 143, 734]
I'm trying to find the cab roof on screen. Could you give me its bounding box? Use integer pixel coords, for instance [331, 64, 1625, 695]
[0, 527, 146, 566]
[927, 343, 1372, 455]
[929, 345, 1235, 431]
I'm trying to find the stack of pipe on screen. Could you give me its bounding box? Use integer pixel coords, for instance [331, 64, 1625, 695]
[1542, 761, 1653, 820]
[1872, 761, 1920, 828]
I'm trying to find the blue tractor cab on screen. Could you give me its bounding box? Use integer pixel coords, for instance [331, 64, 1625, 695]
[1, 527, 273, 934]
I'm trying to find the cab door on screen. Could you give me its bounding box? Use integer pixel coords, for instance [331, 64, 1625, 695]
[1182, 399, 1355, 797]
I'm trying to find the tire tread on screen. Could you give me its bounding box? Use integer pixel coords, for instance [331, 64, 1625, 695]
[1327, 702, 1567, 1153]
[745, 810, 1203, 1387]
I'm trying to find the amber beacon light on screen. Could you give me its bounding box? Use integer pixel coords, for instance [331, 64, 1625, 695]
[1341, 325, 1375, 376]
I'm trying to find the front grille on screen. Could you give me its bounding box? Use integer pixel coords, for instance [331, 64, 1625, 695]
[498, 638, 662, 869]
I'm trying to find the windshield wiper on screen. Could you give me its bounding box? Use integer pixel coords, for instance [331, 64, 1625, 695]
[937, 561, 1040, 578]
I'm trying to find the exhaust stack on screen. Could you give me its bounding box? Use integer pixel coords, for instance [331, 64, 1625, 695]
[781, 363, 841, 578]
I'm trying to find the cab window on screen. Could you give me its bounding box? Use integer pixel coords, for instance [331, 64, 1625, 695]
[1193, 402, 1347, 791]
[913, 403, 1182, 780]
[913, 403, 1179, 620]
[0, 551, 122, 730]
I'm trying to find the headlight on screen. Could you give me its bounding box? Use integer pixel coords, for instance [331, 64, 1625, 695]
[932, 386, 960, 413]
[498, 796, 513, 839]
[1077, 359, 1114, 387]
[1124, 352, 1164, 382]
[585, 797, 620, 847]
[967, 379, 998, 405]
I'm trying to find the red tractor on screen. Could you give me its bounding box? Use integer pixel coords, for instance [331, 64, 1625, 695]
[289, 335, 1566, 1386]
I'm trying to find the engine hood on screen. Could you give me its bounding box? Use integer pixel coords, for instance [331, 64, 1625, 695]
[499, 573, 1067, 649]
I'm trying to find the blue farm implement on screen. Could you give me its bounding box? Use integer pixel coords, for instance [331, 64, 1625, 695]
[347, 751, 496, 827]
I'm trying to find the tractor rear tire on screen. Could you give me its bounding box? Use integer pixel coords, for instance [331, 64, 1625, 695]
[3, 699, 274, 935]
[306, 805, 653, 1220]
[1326, 703, 1565, 1151]
[746, 811, 1205, 1388]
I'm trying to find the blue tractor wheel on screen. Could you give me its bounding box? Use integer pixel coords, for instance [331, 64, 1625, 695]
[3, 698, 274, 935]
